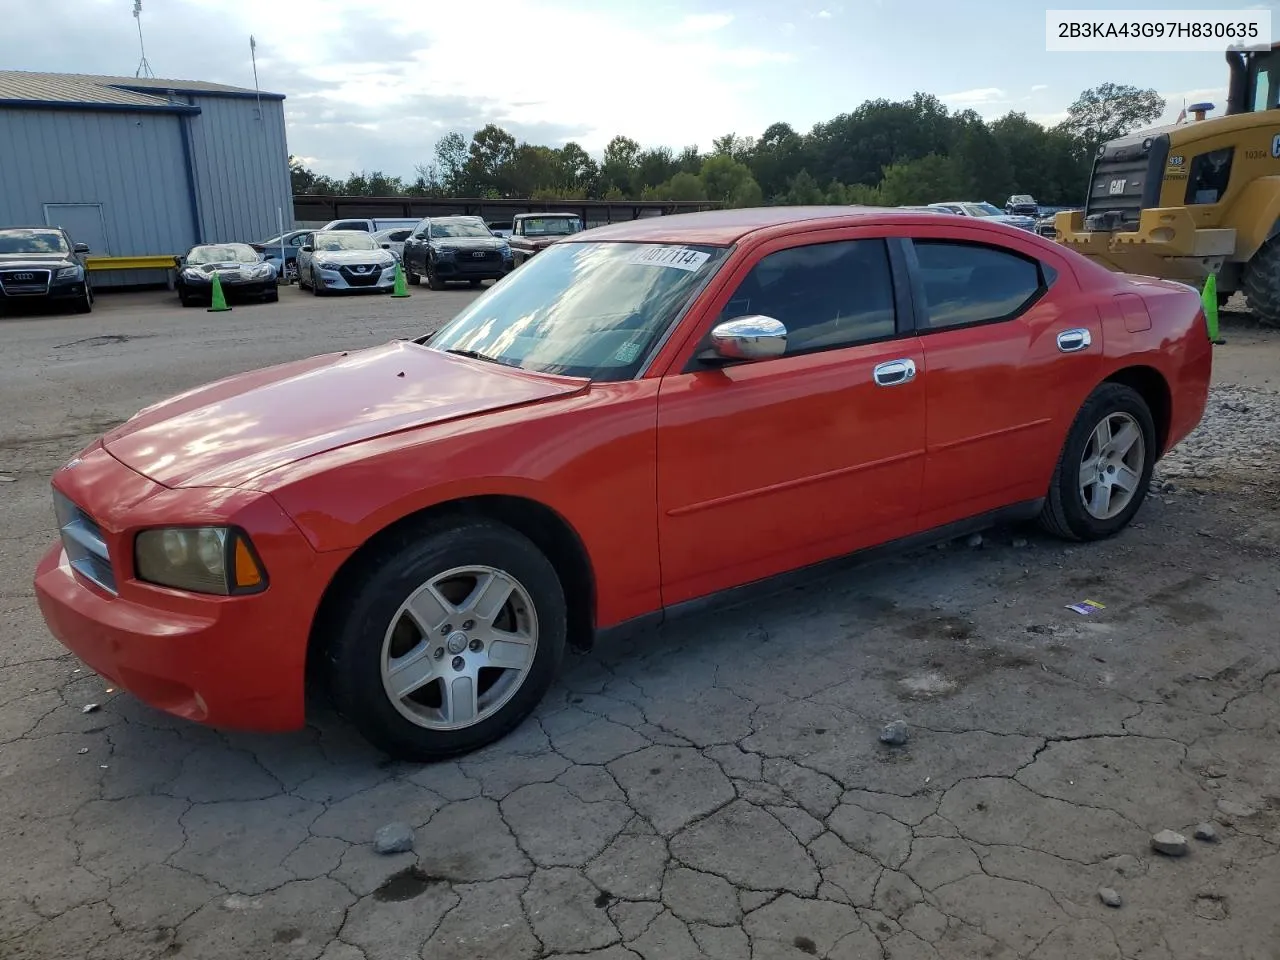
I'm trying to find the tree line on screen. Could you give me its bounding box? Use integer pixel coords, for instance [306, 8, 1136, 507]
[289, 83, 1165, 208]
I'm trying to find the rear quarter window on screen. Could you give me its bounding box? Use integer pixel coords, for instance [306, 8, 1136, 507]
[911, 239, 1051, 330]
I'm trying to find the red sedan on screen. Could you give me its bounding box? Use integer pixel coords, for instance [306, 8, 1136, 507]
[34, 207, 1212, 761]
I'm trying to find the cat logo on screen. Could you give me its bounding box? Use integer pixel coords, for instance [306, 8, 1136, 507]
[1272, 133, 1280, 158]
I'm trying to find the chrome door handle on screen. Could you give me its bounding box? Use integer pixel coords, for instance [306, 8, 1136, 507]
[873, 358, 916, 386]
[1056, 328, 1092, 353]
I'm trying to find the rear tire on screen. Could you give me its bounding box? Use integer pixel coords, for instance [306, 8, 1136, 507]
[406, 263, 421, 285]
[1038, 382, 1156, 541]
[1242, 238, 1280, 327]
[263, 287, 279, 303]
[324, 518, 567, 761]
[427, 259, 445, 291]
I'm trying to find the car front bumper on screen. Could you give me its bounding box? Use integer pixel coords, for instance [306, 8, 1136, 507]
[32, 443, 348, 731]
[433, 257, 513, 280]
[315, 264, 397, 291]
[182, 277, 276, 299]
[0, 274, 89, 303]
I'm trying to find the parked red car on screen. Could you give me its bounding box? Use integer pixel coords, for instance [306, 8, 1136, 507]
[34, 207, 1212, 761]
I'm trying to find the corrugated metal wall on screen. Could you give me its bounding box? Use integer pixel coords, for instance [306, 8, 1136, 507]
[0, 108, 197, 288]
[186, 95, 293, 244]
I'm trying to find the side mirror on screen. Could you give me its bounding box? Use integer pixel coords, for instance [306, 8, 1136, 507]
[301, 244, 313, 252]
[74, 242, 90, 254]
[704, 315, 787, 362]
[173, 255, 183, 267]
[381, 242, 391, 249]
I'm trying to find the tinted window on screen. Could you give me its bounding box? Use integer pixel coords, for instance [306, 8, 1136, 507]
[1185, 147, 1233, 205]
[911, 240, 1043, 330]
[720, 239, 897, 354]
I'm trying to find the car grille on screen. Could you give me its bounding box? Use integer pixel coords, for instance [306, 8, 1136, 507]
[454, 251, 500, 275]
[0, 268, 52, 296]
[339, 264, 382, 287]
[53, 489, 116, 594]
[1083, 133, 1169, 232]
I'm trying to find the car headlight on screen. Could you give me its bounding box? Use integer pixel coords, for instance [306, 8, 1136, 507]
[56, 265, 82, 280]
[182, 267, 205, 280]
[433, 246, 456, 259]
[134, 526, 266, 595]
[252, 263, 274, 277]
[317, 261, 339, 271]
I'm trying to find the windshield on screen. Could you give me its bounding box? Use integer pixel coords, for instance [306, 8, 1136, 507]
[314, 232, 377, 251]
[964, 203, 1005, 217]
[520, 217, 583, 237]
[187, 243, 258, 264]
[428, 241, 728, 380]
[0, 228, 70, 255]
[430, 220, 493, 239]
[1009, 196, 1034, 204]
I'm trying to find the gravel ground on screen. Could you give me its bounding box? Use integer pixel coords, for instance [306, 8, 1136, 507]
[1, 291, 1279, 960]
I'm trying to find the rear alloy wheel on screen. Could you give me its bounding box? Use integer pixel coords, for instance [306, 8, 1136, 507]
[427, 259, 445, 291]
[325, 519, 566, 761]
[1039, 382, 1156, 541]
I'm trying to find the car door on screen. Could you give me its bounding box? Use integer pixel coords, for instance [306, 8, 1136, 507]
[654, 231, 927, 607]
[297, 233, 315, 282]
[902, 227, 1102, 529]
[402, 220, 430, 271]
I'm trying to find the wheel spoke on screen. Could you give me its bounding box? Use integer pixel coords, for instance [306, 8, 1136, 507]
[1113, 464, 1140, 493]
[1091, 418, 1113, 451]
[1079, 457, 1100, 489]
[461, 571, 515, 622]
[386, 642, 438, 699]
[442, 675, 477, 725]
[1089, 479, 1111, 517]
[406, 584, 453, 634]
[484, 636, 536, 671]
[1109, 422, 1141, 458]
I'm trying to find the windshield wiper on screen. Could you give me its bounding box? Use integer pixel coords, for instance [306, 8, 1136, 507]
[442, 347, 517, 368]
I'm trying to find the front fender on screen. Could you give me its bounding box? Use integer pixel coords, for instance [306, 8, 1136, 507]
[1228, 176, 1280, 261]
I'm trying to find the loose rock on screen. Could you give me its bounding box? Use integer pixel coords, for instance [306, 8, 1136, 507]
[966, 533, 983, 548]
[1150, 830, 1188, 857]
[1011, 537, 1028, 548]
[1194, 822, 1219, 843]
[1204, 764, 1226, 779]
[1098, 887, 1122, 908]
[81, 703, 100, 714]
[879, 720, 910, 746]
[373, 822, 415, 855]
[1216, 799, 1256, 823]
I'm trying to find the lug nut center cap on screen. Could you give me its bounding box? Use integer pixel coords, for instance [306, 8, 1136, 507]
[446, 631, 468, 655]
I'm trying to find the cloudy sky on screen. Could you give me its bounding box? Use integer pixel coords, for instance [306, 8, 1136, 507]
[3, 0, 1276, 179]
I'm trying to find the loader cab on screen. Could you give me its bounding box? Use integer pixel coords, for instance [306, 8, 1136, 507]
[1227, 42, 1280, 114]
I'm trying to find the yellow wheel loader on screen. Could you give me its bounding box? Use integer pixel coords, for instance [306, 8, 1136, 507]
[1055, 42, 1280, 325]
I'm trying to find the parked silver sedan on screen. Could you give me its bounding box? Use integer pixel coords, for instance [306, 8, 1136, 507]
[297, 230, 398, 295]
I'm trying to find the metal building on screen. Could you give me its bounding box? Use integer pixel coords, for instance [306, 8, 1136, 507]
[0, 71, 291, 287]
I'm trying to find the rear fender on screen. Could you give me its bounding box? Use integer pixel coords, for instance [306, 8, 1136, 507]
[1227, 176, 1280, 261]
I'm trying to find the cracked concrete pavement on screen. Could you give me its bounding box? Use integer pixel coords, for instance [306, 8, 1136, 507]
[2, 291, 1280, 959]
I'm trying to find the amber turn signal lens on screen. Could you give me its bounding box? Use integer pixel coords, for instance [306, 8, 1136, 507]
[233, 537, 264, 588]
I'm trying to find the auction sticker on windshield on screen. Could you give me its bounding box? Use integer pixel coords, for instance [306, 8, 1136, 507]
[625, 246, 711, 271]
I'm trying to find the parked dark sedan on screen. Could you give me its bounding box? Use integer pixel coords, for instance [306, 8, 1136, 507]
[401, 216, 514, 289]
[1005, 194, 1039, 217]
[0, 226, 93, 314]
[251, 229, 310, 283]
[175, 242, 279, 307]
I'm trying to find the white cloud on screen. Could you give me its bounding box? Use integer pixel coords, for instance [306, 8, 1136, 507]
[1031, 84, 1049, 92]
[1028, 110, 1069, 127]
[816, 9, 833, 18]
[941, 87, 1008, 106]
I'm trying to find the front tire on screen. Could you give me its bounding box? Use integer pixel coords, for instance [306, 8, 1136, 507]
[426, 258, 445, 291]
[1243, 238, 1280, 327]
[1039, 382, 1156, 541]
[324, 518, 567, 761]
[74, 288, 93, 314]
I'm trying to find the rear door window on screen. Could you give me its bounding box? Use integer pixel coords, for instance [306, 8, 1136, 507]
[909, 240, 1048, 330]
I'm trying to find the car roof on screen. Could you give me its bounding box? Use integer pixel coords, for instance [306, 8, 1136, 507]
[574, 206, 981, 245]
[514, 212, 580, 219]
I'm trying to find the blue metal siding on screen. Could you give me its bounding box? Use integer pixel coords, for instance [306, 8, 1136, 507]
[186, 94, 293, 243]
[0, 108, 196, 262]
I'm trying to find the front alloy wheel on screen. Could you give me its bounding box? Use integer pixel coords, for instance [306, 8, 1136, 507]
[325, 518, 566, 761]
[1078, 412, 1145, 521]
[381, 566, 538, 730]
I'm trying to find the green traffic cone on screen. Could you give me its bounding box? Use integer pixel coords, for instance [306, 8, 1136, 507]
[391, 260, 410, 298]
[207, 271, 231, 312]
[1201, 273, 1224, 344]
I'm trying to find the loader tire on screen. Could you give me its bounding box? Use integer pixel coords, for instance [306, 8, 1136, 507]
[1242, 239, 1280, 328]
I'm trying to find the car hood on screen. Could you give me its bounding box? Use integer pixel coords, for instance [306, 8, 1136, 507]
[101, 340, 589, 489]
[0, 253, 76, 270]
[312, 249, 395, 264]
[185, 261, 266, 274]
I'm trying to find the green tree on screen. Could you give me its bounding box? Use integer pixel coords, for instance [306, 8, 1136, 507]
[783, 169, 826, 205]
[949, 110, 1011, 203]
[506, 144, 561, 197]
[433, 132, 471, 194]
[1058, 82, 1166, 157]
[876, 153, 966, 205]
[644, 171, 708, 201]
[635, 147, 680, 193]
[556, 142, 599, 194]
[601, 135, 642, 195]
[751, 122, 807, 200]
[465, 124, 518, 195]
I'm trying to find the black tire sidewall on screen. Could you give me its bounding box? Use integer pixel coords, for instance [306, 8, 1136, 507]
[1055, 384, 1156, 539]
[327, 522, 567, 761]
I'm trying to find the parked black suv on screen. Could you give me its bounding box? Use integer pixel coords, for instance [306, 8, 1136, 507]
[0, 226, 93, 314]
[401, 216, 514, 290]
[1004, 194, 1039, 217]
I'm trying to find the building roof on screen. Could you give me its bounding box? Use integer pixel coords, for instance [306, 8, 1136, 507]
[0, 70, 284, 112]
